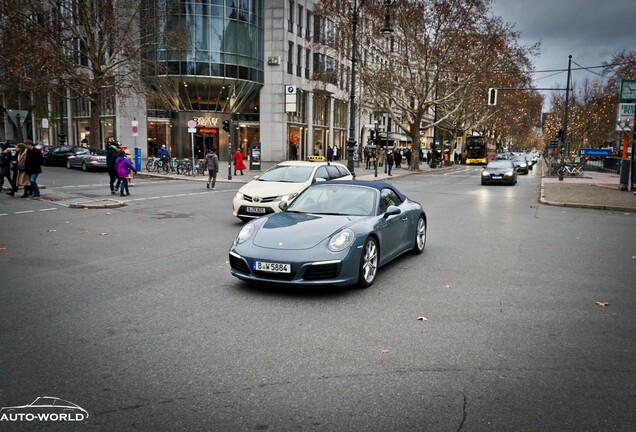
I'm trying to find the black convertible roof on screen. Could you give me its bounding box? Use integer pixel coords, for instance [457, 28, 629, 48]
[317, 180, 407, 202]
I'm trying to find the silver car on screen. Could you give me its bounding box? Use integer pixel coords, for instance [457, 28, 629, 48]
[66, 148, 107, 171]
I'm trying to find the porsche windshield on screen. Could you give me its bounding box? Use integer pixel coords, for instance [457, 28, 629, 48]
[288, 185, 376, 216]
[259, 165, 314, 182]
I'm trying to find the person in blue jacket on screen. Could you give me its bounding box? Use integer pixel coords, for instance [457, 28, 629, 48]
[157, 144, 170, 160]
[115, 149, 137, 196]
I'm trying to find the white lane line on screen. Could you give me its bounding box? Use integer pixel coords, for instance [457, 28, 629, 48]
[15, 210, 34, 214]
[0, 213, 8, 217]
[147, 196, 161, 200]
[175, 193, 187, 197]
[39, 208, 58, 212]
[161, 195, 174, 198]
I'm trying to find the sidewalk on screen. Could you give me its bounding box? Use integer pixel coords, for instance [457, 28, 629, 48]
[540, 162, 636, 212]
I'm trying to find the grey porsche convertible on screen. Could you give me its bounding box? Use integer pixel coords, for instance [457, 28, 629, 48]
[228, 180, 427, 288]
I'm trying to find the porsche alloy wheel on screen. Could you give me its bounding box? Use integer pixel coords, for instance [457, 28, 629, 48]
[358, 237, 378, 288]
[412, 216, 426, 254]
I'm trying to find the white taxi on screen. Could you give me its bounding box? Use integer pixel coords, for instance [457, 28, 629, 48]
[232, 160, 353, 222]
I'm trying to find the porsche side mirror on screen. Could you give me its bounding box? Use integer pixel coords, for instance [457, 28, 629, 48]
[383, 205, 401, 218]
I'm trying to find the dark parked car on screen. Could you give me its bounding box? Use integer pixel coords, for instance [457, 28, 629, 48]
[66, 148, 107, 171]
[229, 180, 427, 288]
[481, 159, 517, 185]
[42, 145, 87, 167]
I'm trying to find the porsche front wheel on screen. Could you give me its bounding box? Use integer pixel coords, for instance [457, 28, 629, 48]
[358, 237, 378, 288]
[411, 215, 426, 254]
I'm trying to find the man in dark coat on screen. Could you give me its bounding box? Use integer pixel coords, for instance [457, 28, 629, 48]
[24, 140, 43, 198]
[106, 140, 120, 194]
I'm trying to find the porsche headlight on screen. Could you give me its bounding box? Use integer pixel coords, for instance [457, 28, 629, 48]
[277, 192, 298, 202]
[328, 229, 355, 252]
[236, 223, 254, 244]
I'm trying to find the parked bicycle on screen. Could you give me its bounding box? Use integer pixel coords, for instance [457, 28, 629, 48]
[146, 156, 161, 172]
[557, 163, 584, 177]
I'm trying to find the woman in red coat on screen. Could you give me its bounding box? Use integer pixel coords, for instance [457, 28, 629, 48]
[233, 146, 247, 175]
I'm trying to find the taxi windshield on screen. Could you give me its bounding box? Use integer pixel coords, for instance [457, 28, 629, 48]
[258, 165, 314, 183]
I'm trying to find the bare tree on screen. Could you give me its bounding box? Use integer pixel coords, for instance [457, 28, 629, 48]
[317, 0, 537, 170]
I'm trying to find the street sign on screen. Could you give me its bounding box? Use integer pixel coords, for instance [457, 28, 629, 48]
[616, 103, 635, 130]
[580, 149, 612, 157]
[187, 119, 197, 133]
[131, 120, 139, 137]
[619, 79, 636, 102]
[285, 85, 297, 113]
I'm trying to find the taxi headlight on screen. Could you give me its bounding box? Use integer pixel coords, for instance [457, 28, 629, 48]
[236, 223, 254, 244]
[277, 192, 298, 202]
[235, 192, 244, 200]
[328, 229, 355, 252]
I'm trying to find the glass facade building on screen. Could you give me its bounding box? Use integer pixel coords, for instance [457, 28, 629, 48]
[142, 0, 265, 160]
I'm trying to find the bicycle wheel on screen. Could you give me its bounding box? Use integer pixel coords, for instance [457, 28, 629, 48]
[146, 160, 156, 172]
[160, 161, 170, 174]
[176, 162, 186, 175]
[556, 167, 565, 177]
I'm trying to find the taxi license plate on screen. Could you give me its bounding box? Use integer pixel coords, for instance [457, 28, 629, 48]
[253, 261, 291, 273]
[246, 206, 266, 214]
[492, 175, 503, 180]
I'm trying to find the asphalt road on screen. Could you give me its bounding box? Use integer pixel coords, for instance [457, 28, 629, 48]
[0, 166, 635, 431]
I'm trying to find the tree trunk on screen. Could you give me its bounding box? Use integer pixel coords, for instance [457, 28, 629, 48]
[88, 98, 101, 149]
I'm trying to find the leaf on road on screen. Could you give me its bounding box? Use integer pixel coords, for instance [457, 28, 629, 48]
[417, 316, 428, 321]
[379, 349, 389, 354]
[48, 229, 56, 232]
[99, 232, 108, 236]
[595, 301, 609, 307]
[443, 283, 451, 289]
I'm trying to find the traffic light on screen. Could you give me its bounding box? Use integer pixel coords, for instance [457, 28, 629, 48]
[557, 129, 564, 141]
[487, 88, 497, 106]
[223, 119, 231, 133]
[369, 129, 376, 141]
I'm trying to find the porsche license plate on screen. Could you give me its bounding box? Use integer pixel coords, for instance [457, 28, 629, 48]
[253, 261, 291, 273]
[246, 206, 266, 214]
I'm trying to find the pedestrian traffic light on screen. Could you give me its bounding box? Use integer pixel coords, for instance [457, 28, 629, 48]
[223, 119, 231, 133]
[487, 88, 497, 106]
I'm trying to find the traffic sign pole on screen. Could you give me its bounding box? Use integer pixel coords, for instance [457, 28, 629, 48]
[187, 120, 197, 175]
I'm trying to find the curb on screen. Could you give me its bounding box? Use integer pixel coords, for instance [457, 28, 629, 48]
[68, 199, 126, 209]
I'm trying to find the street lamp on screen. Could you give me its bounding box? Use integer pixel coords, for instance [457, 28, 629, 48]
[381, 0, 394, 173]
[346, 0, 394, 179]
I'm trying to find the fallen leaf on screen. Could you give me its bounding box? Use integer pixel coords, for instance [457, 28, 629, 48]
[379, 349, 389, 354]
[443, 284, 451, 289]
[417, 316, 428, 321]
[48, 229, 56, 232]
[99, 232, 108, 236]
[595, 301, 609, 307]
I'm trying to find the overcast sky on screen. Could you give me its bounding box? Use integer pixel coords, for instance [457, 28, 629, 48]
[490, 0, 633, 109]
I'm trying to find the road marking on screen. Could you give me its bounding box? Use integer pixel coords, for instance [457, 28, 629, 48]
[15, 210, 34, 214]
[39, 208, 58, 212]
[0, 213, 8, 217]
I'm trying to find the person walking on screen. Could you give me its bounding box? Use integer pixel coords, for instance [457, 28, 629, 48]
[327, 146, 334, 162]
[115, 149, 137, 196]
[204, 147, 219, 189]
[386, 148, 394, 176]
[14, 143, 31, 198]
[0, 146, 15, 193]
[24, 140, 43, 198]
[106, 140, 120, 194]
[233, 146, 246, 175]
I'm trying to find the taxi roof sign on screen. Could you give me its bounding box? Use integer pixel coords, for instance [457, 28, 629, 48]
[307, 155, 326, 162]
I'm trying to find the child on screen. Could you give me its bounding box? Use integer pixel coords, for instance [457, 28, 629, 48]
[115, 149, 137, 196]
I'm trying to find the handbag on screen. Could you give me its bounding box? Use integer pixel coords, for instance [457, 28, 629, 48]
[16, 163, 25, 170]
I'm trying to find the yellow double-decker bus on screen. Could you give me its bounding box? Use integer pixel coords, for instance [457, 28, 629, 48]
[465, 136, 496, 165]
